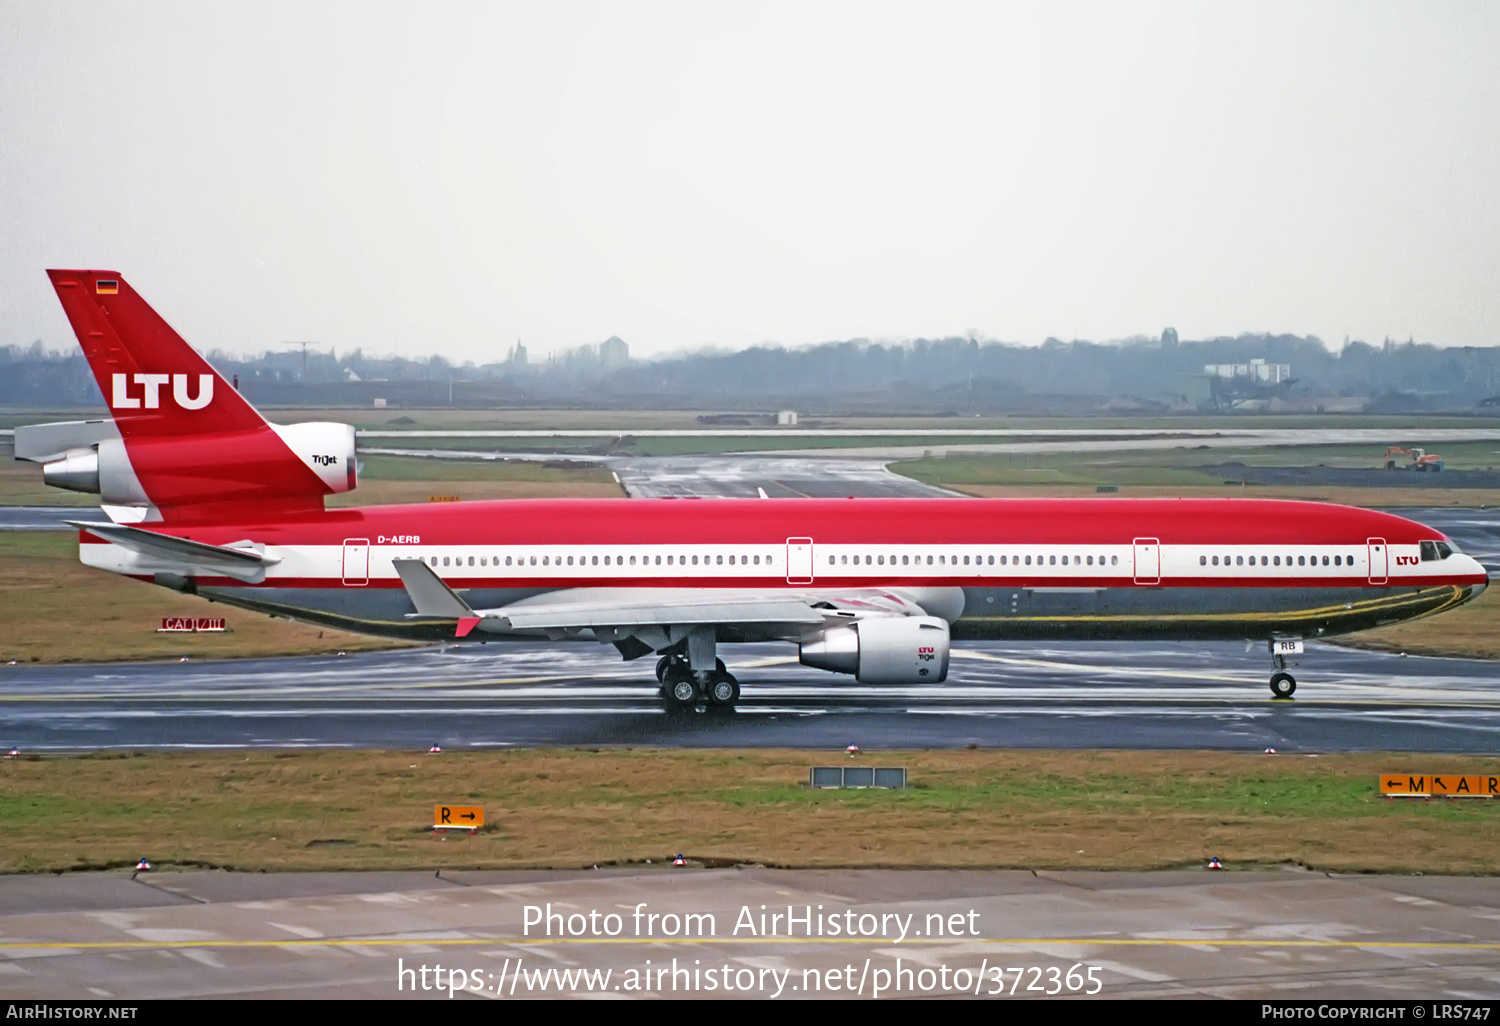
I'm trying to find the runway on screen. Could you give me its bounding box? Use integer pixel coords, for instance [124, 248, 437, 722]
[5, 638, 1500, 752]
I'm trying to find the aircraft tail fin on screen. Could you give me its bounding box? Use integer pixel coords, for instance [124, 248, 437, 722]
[45, 270, 267, 439]
[37, 271, 356, 522]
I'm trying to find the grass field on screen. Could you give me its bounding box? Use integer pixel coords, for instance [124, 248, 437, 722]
[2, 749, 1497, 875]
[0, 532, 411, 663]
[0, 459, 98, 506]
[894, 444, 1500, 506]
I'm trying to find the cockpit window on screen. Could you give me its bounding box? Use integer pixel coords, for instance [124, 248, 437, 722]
[1421, 540, 1456, 561]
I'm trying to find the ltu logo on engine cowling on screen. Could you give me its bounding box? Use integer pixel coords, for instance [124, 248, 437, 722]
[310, 454, 339, 466]
[918, 646, 936, 662]
[110, 372, 214, 411]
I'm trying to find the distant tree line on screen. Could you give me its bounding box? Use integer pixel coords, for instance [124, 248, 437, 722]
[3, 331, 1499, 415]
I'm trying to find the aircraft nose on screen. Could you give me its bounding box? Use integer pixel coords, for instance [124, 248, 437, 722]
[1463, 556, 1489, 596]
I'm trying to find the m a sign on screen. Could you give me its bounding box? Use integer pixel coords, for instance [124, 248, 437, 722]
[1380, 773, 1500, 798]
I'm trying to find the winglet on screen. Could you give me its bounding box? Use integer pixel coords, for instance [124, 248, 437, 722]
[392, 558, 480, 634]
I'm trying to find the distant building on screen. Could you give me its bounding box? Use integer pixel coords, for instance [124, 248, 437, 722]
[599, 336, 629, 368]
[507, 341, 528, 366]
[1162, 327, 1179, 348]
[1203, 358, 1291, 384]
[777, 410, 798, 426]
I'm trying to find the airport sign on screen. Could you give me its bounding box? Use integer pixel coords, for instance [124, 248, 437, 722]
[1380, 774, 1500, 797]
[434, 804, 484, 830]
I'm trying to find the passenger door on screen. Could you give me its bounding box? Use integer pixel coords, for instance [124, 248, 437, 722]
[342, 538, 370, 586]
[1132, 537, 1160, 585]
[1367, 538, 1388, 584]
[786, 537, 814, 585]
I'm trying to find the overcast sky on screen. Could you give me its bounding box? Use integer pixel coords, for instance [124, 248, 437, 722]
[1, 1, 1497, 361]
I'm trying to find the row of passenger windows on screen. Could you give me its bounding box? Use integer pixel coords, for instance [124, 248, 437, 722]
[829, 553, 1119, 567]
[1201, 554, 1354, 567]
[423, 551, 1126, 570]
[428, 553, 775, 568]
[421, 550, 1372, 571]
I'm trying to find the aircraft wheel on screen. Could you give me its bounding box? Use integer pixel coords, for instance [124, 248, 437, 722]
[655, 656, 672, 683]
[707, 674, 739, 706]
[1269, 672, 1296, 699]
[666, 676, 699, 707]
[663, 663, 699, 706]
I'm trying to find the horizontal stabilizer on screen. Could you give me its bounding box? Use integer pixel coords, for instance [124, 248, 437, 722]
[14, 419, 120, 463]
[71, 521, 279, 581]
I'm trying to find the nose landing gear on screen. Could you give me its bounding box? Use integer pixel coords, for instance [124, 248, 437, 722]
[1267, 638, 1302, 699]
[1269, 671, 1296, 699]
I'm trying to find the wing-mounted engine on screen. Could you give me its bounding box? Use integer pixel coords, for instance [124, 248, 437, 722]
[800, 616, 951, 683]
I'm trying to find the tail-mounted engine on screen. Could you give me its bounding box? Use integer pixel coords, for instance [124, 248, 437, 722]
[800, 616, 951, 683]
[19, 418, 357, 511]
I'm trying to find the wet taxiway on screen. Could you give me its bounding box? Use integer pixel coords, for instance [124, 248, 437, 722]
[5, 638, 1500, 752]
[607, 455, 956, 498]
[0, 505, 90, 530]
[2, 867, 1498, 999]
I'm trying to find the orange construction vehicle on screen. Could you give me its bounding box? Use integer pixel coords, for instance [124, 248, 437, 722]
[1384, 446, 1444, 471]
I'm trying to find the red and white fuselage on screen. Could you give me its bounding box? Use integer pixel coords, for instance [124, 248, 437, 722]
[24, 270, 1490, 700]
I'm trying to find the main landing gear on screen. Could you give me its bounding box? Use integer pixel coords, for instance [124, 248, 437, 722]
[656, 654, 739, 709]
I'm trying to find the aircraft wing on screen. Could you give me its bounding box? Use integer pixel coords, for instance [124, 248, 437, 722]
[489, 592, 826, 630]
[391, 558, 825, 637]
[71, 521, 280, 582]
